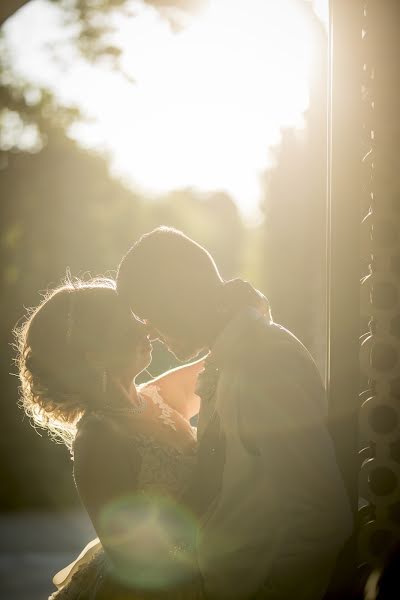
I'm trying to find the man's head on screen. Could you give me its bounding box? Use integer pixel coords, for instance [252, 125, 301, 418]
[116, 227, 224, 360]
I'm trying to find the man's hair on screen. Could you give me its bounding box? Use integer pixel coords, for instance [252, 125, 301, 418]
[116, 227, 223, 319]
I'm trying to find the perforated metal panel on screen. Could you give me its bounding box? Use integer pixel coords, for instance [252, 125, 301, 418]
[358, 0, 400, 568]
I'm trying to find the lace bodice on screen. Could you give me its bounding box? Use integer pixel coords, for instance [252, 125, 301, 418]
[76, 383, 197, 503]
[130, 384, 197, 499]
[52, 385, 202, 600]
[128, 430, 196, 498]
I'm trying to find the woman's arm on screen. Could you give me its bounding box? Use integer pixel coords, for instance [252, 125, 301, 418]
[73, 416, 142, 542]
[142, 356, 206, 420]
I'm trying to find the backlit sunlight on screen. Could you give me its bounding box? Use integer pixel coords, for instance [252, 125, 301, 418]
[5, 0, 327, 219]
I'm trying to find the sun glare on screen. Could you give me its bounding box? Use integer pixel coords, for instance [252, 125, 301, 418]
[5, 0, 326, 220]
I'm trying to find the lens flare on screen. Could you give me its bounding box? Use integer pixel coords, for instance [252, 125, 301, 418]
[99, 492, 199, 590]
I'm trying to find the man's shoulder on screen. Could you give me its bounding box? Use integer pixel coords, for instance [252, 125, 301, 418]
[224, 315, 320, 384]
[240, 315, 308, 361]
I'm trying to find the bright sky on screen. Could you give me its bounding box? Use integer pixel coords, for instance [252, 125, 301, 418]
[3, 0, 328, 221]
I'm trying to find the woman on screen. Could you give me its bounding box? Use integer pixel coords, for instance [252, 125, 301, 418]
[15, 277, 205, 599]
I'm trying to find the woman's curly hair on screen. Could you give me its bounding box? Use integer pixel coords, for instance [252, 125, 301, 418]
[14, 276, 140, 451]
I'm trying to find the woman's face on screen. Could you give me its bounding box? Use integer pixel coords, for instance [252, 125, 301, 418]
[143, 311, 210, 361]
[132, 325, 153, 376]
[121, 311, 153, 378]
[104, 301, 152, 379]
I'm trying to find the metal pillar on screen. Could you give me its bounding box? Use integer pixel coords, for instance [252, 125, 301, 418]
[358, 0, 400, 570]
[327, 0, 362, 516]
[328, 0, 400, 584]
[325, 2, 363, 594]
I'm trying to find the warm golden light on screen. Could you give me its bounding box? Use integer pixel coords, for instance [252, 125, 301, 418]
[5, 0, 326, 219]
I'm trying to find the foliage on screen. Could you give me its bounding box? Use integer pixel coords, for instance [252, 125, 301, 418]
[261, 8, 328, 374]
[1, 0, 205, 68]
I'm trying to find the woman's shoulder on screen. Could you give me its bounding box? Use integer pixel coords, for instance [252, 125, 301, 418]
[73, 413, 125, 458]
[76, 411, 118, 435]
[72, 414, 144, 527]
[72, 412, 142, 487]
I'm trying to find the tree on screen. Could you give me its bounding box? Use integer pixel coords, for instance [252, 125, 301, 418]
[261, 5, 328, 375]
[0, 0, 206, 38]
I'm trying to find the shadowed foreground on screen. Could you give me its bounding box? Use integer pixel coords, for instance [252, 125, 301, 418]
[0, 511, 96, 600]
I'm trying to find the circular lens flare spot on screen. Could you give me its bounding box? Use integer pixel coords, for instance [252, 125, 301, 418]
[100, 493, 199, 590]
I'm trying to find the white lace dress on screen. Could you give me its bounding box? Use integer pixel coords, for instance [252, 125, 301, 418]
[50, 384, 202, 600]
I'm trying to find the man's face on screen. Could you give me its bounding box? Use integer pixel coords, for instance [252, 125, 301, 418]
[144, 318, 206, 362]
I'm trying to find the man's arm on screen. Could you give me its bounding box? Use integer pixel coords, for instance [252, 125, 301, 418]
[196, 362, 281, 599]
[198, 338, 353, 600]
[241, 342, 353, 599]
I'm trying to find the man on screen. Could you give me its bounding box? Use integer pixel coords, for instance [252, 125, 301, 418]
[117, 226, 353, 600]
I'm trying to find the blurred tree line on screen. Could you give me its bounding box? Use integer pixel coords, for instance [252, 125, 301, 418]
[0, 0, 327, 509]
[263, 6, 328, 377]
